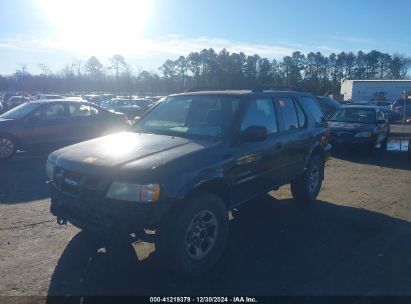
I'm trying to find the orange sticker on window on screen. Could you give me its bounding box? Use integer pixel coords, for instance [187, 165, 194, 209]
[279, 99, 285, 107]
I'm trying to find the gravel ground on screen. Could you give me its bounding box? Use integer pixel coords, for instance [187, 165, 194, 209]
[0, 149, 410, 299]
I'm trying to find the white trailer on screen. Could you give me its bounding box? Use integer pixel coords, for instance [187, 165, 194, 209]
[340, 80, 411, 101]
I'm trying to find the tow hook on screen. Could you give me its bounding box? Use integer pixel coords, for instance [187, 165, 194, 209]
[57, 217, 67, 225]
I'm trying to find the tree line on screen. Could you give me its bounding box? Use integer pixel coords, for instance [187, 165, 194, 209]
[0, 49, 409, 97]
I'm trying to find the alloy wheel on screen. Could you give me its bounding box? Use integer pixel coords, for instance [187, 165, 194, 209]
[0, 138, 14, 159]
[185, 210, 219, 260]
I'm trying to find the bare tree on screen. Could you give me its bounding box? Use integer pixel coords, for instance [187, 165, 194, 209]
[38, 63, 50, 77]
[17, 64, 28, 76]
[109, 54, 126, 92]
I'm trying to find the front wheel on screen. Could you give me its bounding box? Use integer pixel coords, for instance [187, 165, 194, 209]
[0, 135, 16, 160]
[291, 154, 324, 204]
[156, 192, 228, 277]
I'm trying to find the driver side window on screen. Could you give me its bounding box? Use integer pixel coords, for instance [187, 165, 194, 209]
[241, 99, 277, 134]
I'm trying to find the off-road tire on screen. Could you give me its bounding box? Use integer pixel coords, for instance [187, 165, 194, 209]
[156, 192, 228, 277]
[291, 154, 324, 204]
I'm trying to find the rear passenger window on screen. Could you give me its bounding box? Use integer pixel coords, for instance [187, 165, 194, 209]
[69, 104, 99, 117]
[299, 96, 325, 124]
[275, 98, 299, 131]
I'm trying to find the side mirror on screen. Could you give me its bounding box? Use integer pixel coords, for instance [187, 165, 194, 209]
[132, 116, 141, 126]
[240, 126, 268, 142]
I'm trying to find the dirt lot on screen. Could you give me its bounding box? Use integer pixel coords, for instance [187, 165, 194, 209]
[0, 149, 410, 298]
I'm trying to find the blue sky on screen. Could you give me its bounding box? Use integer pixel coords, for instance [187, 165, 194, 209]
[0, 0, 410, 75]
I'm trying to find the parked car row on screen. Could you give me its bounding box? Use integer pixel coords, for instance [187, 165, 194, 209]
[0, 99, 129, 160]
[100, 98, 156, 119]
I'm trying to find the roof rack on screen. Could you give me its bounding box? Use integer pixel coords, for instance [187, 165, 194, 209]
[252, 85, 302, 93]
[183, 87, 237, 93]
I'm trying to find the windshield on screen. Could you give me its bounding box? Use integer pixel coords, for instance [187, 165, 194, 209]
[0, 102, 39, 119]
[329, 108, 376, 124]
[133, 95, 240, 139]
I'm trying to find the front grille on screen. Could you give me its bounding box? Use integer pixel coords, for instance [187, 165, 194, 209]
[53, 167, 107, 200]
[330, 131, 354, 140]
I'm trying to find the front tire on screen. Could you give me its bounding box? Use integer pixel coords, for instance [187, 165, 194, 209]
[157, 192, 228, 277]
[0, 135, 16, 160]
[291, 154, 324, 203]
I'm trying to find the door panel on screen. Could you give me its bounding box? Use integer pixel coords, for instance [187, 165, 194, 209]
[229, 98, 288, 204]
[22, 104, 72, 147]
[67, 104, 107, 142]
[273, 96, 311, 178]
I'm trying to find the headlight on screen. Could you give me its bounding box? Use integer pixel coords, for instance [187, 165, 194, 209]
[354, 131, 372, 138]
[106, 182, 160, 202]
[46, 161, 55, 180]
[140, 183, 160, 202]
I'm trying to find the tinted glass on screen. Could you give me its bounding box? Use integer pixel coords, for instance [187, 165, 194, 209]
[300, 96, 325, 123]
[134, 95, 239, 139]
[276, 98, 299, 131]
[41, 104, 67, 120]
[241, 99, 277, 134]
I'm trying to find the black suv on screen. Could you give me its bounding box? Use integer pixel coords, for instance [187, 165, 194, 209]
[48, 89, 331, 276]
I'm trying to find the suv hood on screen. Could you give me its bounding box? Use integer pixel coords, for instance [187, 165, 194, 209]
[49, 132, 215, 174]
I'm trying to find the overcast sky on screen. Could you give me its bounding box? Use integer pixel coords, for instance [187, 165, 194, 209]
[0, 0, 410, 75]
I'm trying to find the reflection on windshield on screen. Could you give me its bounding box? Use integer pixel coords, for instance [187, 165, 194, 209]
[133, 96, 240, 139]
[0, 103, 39, 119]
[329, 108, 375, 124]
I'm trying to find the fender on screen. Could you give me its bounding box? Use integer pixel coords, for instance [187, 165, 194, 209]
[303, 141, 324, 170]
[175, 167, 229, 202]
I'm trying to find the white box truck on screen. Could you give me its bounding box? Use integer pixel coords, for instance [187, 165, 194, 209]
[340, 80, 411, 101]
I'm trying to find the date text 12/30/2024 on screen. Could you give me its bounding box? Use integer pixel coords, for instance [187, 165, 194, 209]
[150, 297, 258, 303]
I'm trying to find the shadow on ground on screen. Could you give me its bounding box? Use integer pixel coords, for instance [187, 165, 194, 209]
[0, 151, 50, 204]
[332, 148, 411, 171]
[47, 195, 411, 301]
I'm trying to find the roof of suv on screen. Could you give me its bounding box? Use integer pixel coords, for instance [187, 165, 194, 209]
[171, 89, 313, 97]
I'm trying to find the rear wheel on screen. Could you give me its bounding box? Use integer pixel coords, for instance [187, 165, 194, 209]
[156, 192, 228, 277]
[291, 154, 324, 203]
[0, 135, 16, 160]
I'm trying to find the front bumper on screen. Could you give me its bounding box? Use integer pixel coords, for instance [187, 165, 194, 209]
[49, 183, 172, 233]
[329, 133, 374, 147]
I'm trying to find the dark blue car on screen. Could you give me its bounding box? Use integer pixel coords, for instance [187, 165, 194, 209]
[328, 105, 390, 152]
